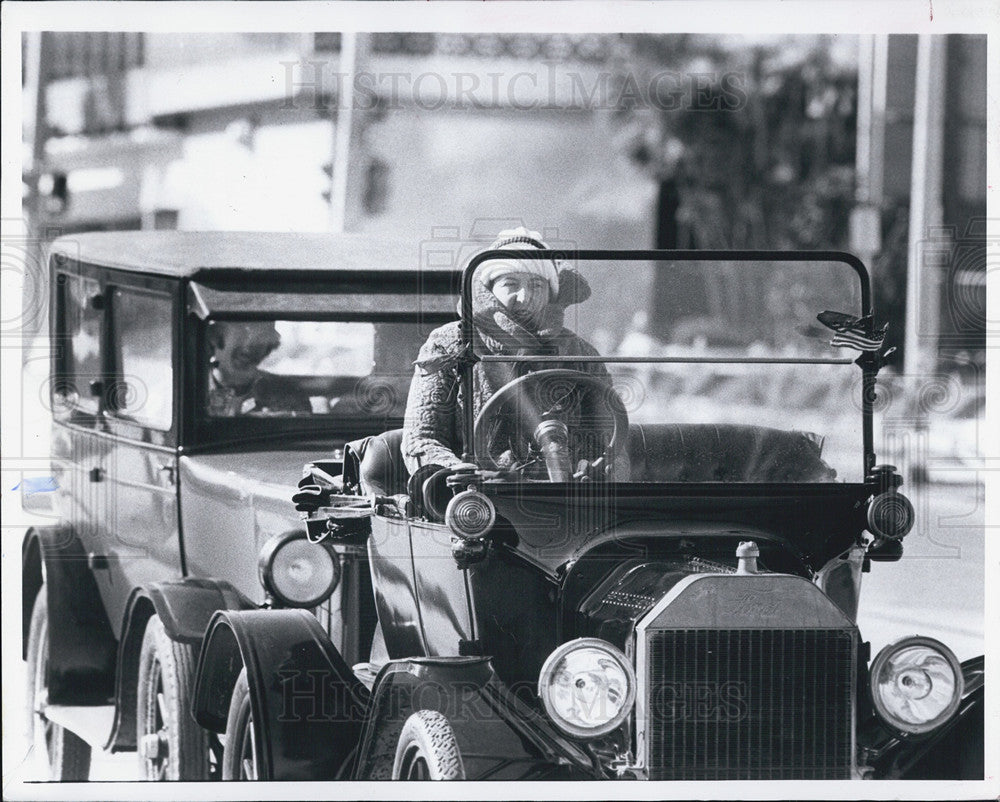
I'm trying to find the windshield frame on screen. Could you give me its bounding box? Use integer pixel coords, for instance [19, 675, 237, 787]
[458, 248, 876, 481]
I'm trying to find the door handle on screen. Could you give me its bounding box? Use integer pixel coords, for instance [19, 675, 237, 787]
[157, 463, 176, 485]
[88, 551, 119, 570]
[89, 467, 105, 483]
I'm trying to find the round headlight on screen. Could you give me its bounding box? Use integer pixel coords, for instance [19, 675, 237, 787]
[870, 636, 963, 735]
[538, 638, 636, 739]
[445, 489, 495, 539]
[258, 531, 341, 608]
[867, 491, 915, 540]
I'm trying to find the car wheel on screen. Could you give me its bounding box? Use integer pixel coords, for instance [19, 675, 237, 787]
[221, 668, 260, 780]
[25, 589, 92, 781]
[136, 615, 211, 780]
[391, 710, 465, 780]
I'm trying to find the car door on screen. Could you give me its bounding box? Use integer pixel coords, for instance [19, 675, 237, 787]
[408, 519, 477, 657]
[50, 268, 114, 601]
[91, 273, 184, 631]
[368, 514, 425, 659]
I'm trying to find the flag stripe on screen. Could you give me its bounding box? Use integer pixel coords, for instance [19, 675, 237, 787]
[830, 332, 884, 350]
[831, 332, 883, 346]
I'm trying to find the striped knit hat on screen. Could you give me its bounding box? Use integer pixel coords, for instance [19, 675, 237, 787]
[474, 227, 560, 299]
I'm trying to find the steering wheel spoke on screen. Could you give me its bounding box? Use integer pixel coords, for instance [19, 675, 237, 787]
[473, 369, 628, 481]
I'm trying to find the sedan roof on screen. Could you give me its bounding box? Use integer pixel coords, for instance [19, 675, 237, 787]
[49, 231, 454, 278]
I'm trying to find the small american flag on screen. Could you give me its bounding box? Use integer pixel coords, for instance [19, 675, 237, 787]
[817, 311, 887, 352]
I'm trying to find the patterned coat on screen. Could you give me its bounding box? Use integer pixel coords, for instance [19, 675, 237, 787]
[401, 270, 615, 474]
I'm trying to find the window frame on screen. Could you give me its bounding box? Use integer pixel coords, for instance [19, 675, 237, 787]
[104, 270, 182, 446]
[51, 262, 107, 421]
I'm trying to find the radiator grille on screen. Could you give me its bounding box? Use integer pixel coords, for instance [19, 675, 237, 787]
[645, 629, 855, 780]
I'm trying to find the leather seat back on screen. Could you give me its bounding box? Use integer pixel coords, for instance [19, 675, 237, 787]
[627, 423, 836, 483]
[354, 428, 409, 496]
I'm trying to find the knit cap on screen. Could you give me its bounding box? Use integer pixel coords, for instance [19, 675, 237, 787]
[474, 226, 560, 298]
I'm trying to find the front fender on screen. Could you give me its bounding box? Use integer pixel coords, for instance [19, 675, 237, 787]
[107, 579, 254, 752]
[192, 608, 369, 780]
[354, 656, 594, 780]
[867, 655, 985, 779]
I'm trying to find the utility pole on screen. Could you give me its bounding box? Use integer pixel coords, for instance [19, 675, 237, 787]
[902, 35, 948, 484]
[328, 32, 371, 233]
[904, 35, 948, 379]
[24, 31, 52, 241]
[851, 35, 888, 281]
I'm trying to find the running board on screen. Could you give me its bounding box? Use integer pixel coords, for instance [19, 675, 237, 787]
[43, 705, 115, 750]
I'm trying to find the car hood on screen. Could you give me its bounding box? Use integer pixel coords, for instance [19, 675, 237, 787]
[485, 482, 870, 577]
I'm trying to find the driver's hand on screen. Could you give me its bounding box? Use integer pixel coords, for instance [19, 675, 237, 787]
[292, 476, 333, 514]
[573, 457, 611, 482]
[406, 463, 446, 501]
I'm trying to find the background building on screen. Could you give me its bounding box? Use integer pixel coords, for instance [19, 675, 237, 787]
[22, 32, 986, 376]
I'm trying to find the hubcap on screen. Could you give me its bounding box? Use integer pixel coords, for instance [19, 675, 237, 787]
[139, 732, 168, 760]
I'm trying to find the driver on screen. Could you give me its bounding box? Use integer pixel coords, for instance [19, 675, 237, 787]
[206, 321, 311, 416]
[402, 227, 628, 485]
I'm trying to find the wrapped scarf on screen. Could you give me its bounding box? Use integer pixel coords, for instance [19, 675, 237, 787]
[403, 269, 607, 473]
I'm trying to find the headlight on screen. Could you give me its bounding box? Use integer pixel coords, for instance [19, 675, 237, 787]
[538, 638, 636, 739]
[870, 636, 963, 735]
[258, 531, 341, 608]
[445, 489, 495, 539]
[867, 491, 915, 540]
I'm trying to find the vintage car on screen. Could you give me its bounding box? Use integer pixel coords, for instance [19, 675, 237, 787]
[22, 231, 458, 780]
[23, 236, 983, 783]
[189, 247, 983, 781]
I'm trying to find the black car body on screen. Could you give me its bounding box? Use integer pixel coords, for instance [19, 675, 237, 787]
[192, 247, 984, 781]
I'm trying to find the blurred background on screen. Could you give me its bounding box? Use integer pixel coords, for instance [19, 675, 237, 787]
[7, 30, 990, 781]
[18, 31, 987, 480]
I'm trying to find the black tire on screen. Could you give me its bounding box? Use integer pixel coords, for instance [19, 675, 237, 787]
[221, 668, 260, 780]
[136, 615, 211, 780]
[391, 710, 465, 780]
[25, 589, 92, 781]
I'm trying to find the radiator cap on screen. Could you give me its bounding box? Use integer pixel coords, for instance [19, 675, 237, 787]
[736, 541, 759, 574]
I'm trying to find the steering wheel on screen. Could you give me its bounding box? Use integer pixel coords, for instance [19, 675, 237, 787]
[472, 369, 628, 480]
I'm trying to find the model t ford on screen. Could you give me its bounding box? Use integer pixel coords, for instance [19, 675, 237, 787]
[193, 243, 982, 781]
[23, 232, 982, 782]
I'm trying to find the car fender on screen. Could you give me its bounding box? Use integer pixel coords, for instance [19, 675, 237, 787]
[25, 527, 117, 706]
[107, 578, 255, 752]
[353, 656, 594, 780]
[192, 608, 369, 780]
[869, 655, 985, 779]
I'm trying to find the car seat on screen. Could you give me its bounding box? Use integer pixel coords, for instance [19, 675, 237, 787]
[627, 423, 836, 483]
[356, 428, 410, 496]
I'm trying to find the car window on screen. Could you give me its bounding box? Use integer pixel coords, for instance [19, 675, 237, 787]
[203, 319, 420, 419]
[56, 273, 103, 414]
[111, 288, 174, 431]
[260, 322, 374, 377]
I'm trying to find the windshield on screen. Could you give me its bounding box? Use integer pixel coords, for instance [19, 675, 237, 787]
[466, 255, 867, 483]
[203, 318, 432, 420]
